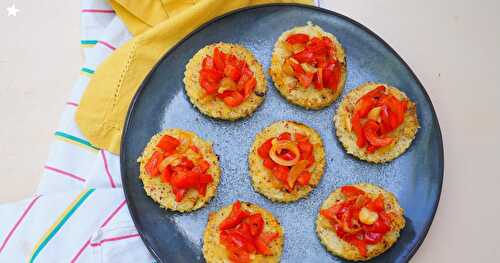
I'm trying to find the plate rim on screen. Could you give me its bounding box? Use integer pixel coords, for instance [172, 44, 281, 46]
[120, 3, 444, 262]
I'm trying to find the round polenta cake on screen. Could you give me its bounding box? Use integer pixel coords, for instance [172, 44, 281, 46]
[270, 22, 347, 109]
[183, 42, 267, 120]
[248, 120, 325, 202]
[138, 128, 220, 212]
[334, 83, 419, 163]
[316, 183, 406, 261]
[203, 201, 284, 263]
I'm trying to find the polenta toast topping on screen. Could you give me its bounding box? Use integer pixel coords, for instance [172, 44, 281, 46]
[219, 201, 280, 263]
[319, 186, 394, 257]
[282, 33, 342, 90]
[199, 47, 257, 107]
[257, 132, 314, 191]
[144, 133, 213, 202]
[351, 85, 409, 153]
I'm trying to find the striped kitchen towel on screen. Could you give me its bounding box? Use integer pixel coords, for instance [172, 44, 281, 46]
[0, 0, 321, 262]
[0, 1, 151, 261]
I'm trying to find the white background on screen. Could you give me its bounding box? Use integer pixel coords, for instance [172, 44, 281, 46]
[1, 0, 499, 262]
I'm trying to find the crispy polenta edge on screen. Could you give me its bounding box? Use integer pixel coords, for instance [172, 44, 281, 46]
[137, 128, 220, 212]
[270, 22, 347, 110]
[183, 42, 267, 121]
[316, 183, 406, 261]
[203, 201, 284, 263]
[248, 120, 325, 203]
[334, 82, 420, 163]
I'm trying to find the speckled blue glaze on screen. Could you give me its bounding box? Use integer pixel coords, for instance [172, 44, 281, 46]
[121, 4, 443, 263]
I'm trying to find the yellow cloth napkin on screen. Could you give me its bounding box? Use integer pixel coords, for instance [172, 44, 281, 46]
[76, 0, 313, 154]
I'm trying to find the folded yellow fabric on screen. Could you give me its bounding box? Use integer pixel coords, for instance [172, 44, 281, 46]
[76, 0, 313, 154]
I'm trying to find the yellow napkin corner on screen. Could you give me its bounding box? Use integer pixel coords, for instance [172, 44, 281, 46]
[76, 0, 314, 154]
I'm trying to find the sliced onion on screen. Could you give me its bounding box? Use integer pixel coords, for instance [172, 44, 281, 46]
[287, 160, 309, 189]
[217, 77, 237, 94]
[284, 42, 305, 54]
[359, 207, 378, 225]
[301, 63, 317, 73]
[282, 59, 295, 76]
[367, 106, 382, 122]
[269, 139, 300, 166]
[176, 132, 193, 153]
[158, 154, 181, 172]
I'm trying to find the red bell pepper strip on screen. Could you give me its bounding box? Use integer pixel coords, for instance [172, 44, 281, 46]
[313, 67, 324, 90]
[170, 170, 199, 189]
[221, 91, 244, 107]
[296, 171, 312, 186]
[346, 238, 367, 257]
[224, 64, 242, 82]
[241, 77, 256, 99]
[293, 49, 315, 63]
[255, 231, 279, 255]
[202, 56, 215, 70]
[172, 186, 186, 202]
[363, 120, 394, 147]
[279, 150, 296, 161]
[294, 133, 308, 142]
[286, 33, 310, 44]
[257, 138, 274, 158]
[340, 185, 366, 197]
[278, 132, 292, 141]
[243, 213, 264, 237]
[263, 157, 276, 169]
[160, 165, 172, 183]
[289, 59, 305, 74]
[365, 194, 385, 212]
[351, 112, 366, 147]
[197, 160, 210, 173]
[200, 68, 223, 84]
[156, 135, 181, 152]
[213, 47, 226, 71]
[145, 151, 163, 177]
[219, 201, 251, 230]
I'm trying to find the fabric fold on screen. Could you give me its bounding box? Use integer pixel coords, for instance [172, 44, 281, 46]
[75, 0, 313, 154]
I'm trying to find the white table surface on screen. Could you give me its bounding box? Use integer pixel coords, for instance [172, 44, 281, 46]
[1, 0, 499, 262]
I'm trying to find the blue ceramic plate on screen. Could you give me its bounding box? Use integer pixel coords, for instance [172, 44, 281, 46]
[121, 4, 443, 263]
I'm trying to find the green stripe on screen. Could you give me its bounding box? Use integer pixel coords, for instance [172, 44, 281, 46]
[80, 40, 98, 45]
[29, 189, 95, 263]
[80, 67, 95, 74]
[54, 131, 99, 150]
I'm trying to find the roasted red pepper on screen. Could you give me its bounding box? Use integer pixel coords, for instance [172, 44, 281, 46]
[350, 86, 408, 153]
[257, 138, 274, 158]
[145, 151, 163, 177]
[219, 201, 279, 262]
[282, 33, 341, 91]
[363, 120, 394, 147]
[258, 132, 315, 191]
[286, 33, 310, 44]
[340, 185, 366, 197]
[145, 135, 213, 202]
[320, 186, 393, 257]
[199, 47, 256, 107]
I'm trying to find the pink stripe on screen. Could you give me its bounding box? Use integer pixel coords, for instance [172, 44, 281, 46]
[0, 195, 41, 253]
[81, 9, 115, 13]
[70, 239, 90, 263]
[100, 151, 116, 188]
[98, 41, 116, 51]
[90, 234, 140, 247]
[70, 199, 126, 262]
[44, 165, 86, 182]
[100, 199, 126, 228]
[66, 102, 79, 107]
